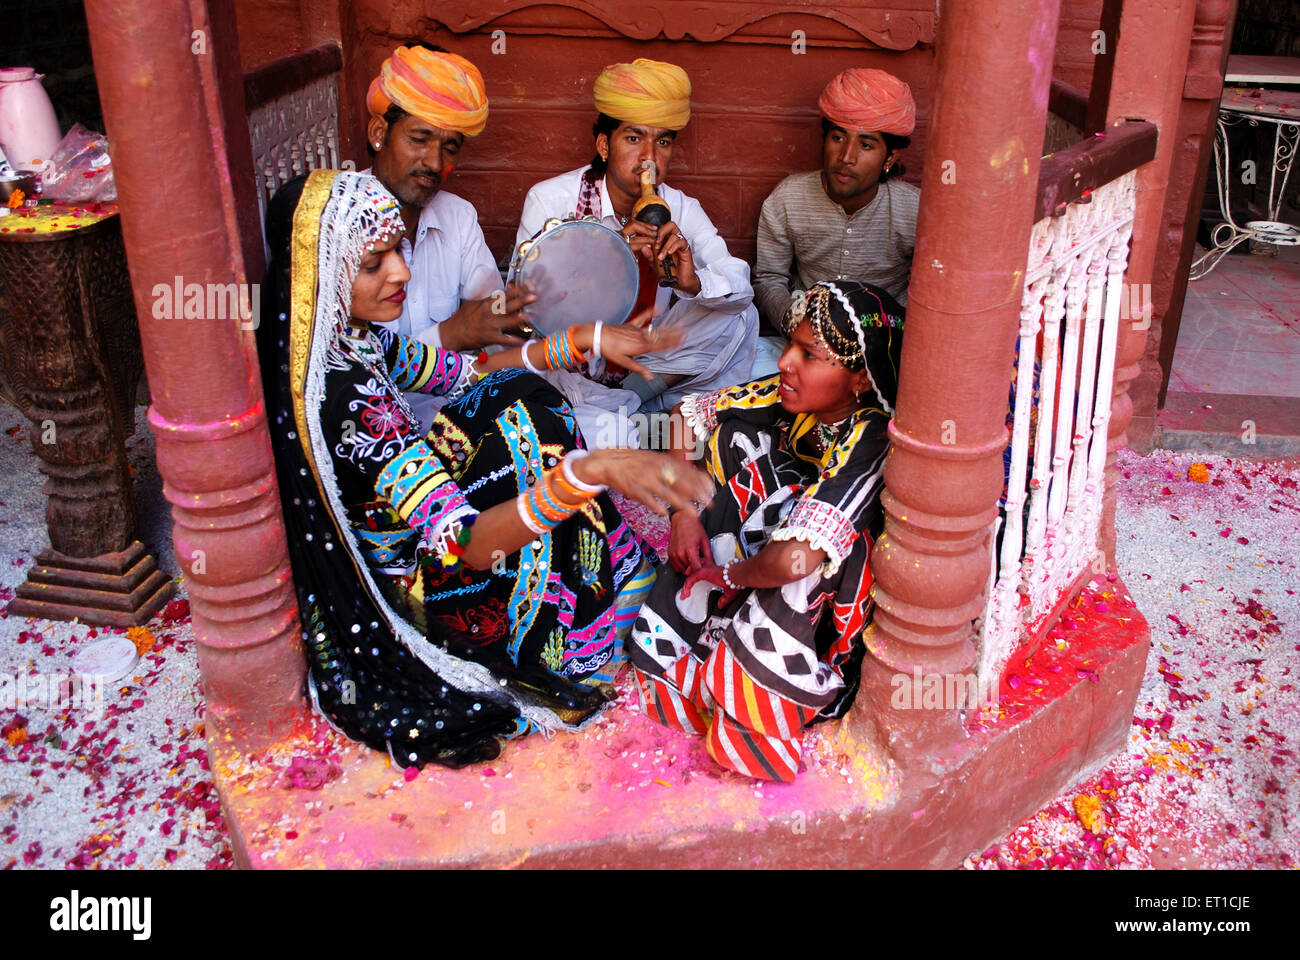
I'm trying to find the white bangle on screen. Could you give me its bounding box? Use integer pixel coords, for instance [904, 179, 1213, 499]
[561, 449, 606, 494]
[722, 560, 740, 591]
[591, 322, 603, 361]
[520, 338, 542, 374]
[516, 492, 548, 536]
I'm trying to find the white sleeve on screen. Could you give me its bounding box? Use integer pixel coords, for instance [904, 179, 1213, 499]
[459, 213, 502, 302]
[673, 194, 753, 315]
[517, 184, 550, 248]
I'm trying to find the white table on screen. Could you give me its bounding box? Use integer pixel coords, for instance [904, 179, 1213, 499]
[1191, 83, 1300, 278]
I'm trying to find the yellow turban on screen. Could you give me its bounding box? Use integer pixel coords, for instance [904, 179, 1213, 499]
[366, 47, 488, 137]
[592, 58, 691, 130]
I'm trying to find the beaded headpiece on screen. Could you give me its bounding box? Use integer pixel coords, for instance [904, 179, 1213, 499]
[783, 280, 905, 412]
[304, 171, 405, 348]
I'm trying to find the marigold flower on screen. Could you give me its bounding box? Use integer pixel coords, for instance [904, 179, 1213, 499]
[1187, 462, 1209, 483]
[127, 626, 156, 655]
[1073, 793, 1105, 834]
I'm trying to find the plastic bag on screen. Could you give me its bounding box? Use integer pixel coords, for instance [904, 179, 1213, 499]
[40, 123, 116, 203]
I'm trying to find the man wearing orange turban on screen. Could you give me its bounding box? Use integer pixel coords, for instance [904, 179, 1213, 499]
[753, 67, 920, 335]
[516, 58, 758, 446]
[366, 44, 535, 430]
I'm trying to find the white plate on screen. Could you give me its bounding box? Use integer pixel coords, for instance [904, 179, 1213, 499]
[72, 636, 139, 682]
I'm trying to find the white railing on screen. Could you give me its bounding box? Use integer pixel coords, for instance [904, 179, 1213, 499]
[247, 71, 341, 249]
[977, 171, 1137, 686]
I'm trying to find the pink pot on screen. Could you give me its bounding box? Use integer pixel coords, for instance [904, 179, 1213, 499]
[0, 67, 61, 172]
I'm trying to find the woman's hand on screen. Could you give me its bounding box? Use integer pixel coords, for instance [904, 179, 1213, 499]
[681, 563, 739, 608]
[572, 448, 713, 517]
[594, 321, 683, 381]
[668, 510, 711, 574]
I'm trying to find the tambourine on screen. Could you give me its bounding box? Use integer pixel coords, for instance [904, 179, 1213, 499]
[508, 216, 639, 337]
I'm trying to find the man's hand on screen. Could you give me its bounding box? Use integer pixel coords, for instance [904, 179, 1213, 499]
[653, 221, 700, 296]
[439, 282, 537, 351]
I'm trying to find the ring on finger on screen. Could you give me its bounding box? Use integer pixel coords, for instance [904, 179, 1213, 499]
[661, 465, 677, 486]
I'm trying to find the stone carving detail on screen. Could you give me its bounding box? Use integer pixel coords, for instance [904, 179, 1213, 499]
[368, 0, 934, 48]
[248, 74, 341, 245]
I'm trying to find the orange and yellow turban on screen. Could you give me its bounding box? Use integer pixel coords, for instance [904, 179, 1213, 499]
[818, 68, 915, 137]
[366, 47, 488, 137]
[592, 58, 691, 130]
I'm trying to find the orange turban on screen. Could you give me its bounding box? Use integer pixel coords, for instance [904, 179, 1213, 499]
[366, 47, 488, 137]
[818, 68, 915, 137]
[592, 58, 691, 130]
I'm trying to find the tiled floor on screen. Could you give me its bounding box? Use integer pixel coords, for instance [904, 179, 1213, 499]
[1160, 239, 1300, 454]
[1175, 243, 1300, 398]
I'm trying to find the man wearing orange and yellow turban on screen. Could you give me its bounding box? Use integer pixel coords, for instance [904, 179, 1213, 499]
[753, 67, 920, 331]
[516, 58, 758, 446]
[366, 44, 535, 428]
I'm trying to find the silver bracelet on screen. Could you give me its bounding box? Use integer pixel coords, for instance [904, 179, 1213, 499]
[591, 322, 604, 361]
[722, 560, 740, 591]
[520, 338, 542, 374]
[561, 448, 606, 494]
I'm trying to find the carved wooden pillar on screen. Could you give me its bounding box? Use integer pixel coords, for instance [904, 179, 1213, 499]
[847, 0, 1064, 763]
[0, 211, 173, 626]
[1100, 0, 1199, 559]
[83, 0, 306, 743]
[1155, 0, 1235, 410]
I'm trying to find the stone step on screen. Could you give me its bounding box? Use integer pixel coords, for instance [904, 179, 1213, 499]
[211, 577, 1149, 868]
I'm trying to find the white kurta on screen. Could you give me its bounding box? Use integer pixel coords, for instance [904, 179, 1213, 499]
[517, 168, 758, 446]
[371, 188, 502, 431]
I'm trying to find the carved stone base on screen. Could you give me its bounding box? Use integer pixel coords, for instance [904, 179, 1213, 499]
[8, 541, 175, 628]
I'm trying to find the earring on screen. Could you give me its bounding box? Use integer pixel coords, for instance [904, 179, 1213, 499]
[374, 142, 381, 149]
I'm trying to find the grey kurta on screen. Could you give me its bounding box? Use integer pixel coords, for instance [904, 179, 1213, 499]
[753, 172, 919, 327]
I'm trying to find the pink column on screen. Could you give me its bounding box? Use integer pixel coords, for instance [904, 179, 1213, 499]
[1101, 0, 1199, 559]
[850, 0, 1064, 762]
[83, 0, 306, 744]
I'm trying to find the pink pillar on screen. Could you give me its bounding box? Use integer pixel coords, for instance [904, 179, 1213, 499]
[1101, 0, 1199, 560]
[84, 0, 306, 744]
[850, 0, 1064, 762]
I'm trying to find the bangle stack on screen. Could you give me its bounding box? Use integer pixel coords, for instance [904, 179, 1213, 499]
[520, 329, 590, 373]
[543, 328, 588, 371]
[517, 454, 602, 537]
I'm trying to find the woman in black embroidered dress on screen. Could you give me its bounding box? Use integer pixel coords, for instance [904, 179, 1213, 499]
[258, 170, 711, 769]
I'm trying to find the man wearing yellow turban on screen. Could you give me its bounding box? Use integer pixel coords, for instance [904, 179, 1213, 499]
[516, 58, 758, 446]
[753, 67, 920, 332]
[365, 43, 536, 430]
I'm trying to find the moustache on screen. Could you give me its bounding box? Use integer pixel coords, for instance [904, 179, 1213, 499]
[411, 169, 441, 184]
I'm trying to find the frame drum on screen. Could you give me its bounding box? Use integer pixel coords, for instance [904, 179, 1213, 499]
[508, 217, 639, 336]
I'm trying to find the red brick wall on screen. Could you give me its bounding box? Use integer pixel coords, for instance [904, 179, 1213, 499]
[340, 0, 936, 265]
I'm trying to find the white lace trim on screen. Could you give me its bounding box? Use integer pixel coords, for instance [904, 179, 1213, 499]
[679, 392, 714, 449]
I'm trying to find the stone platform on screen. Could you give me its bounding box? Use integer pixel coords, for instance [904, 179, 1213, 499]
[211, 577, 1149, 869]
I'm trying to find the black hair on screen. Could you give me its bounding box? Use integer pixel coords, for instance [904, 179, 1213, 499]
[366, 41, 451, 158]
[820, 117, 910, 180]
[584, 112, 622, 183]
